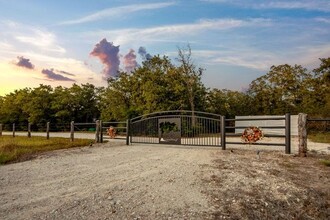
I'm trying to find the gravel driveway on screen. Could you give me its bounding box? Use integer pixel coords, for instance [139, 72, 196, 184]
[0, 141, 218, 219]
[1, 136, 329, 219]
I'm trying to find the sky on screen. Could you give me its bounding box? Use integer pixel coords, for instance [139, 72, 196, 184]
[0, 0, 329, 96]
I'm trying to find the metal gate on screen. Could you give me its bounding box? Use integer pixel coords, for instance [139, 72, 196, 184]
[129, 111, 223, 147]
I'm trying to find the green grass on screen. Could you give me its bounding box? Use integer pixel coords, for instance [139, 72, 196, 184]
[308, 132, 330, 143]
[320, 159, 330, 167]
[0, 136, 92, 164]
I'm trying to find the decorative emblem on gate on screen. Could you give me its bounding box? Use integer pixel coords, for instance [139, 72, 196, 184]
[159, 118, 181, 144]
[241, 126, 264, 144]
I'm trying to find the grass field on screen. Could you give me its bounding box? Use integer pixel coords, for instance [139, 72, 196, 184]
[0, 136, 92, 164]
[308, 132, 330, 143]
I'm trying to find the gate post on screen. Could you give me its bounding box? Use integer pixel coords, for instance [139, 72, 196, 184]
[285, 113, 291, 154]
[298, 113, 307, 157]
[126, 119, 130, 145]
[13, 123, 15, 137]
[95, 120, 100, 143]
[0, 124, 2, 136]
[70, 121, 74, 142]
[46, 122, 50, 139]
[27, 123, 31, 138]
[221, 116, 226, 150]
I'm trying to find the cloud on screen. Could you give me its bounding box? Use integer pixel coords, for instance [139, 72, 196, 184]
[86, 18, 270, 45]
[138, 47, 152, 60]
[55, 69, 75, 76]
[41, 68, 75, 81]
[15, 29, 66, 53]
[315, 17, 330, 24]
[59, 2, 175, 25]
[201, 0, 330, 12]
[123, 49, 138, 73]
[90, 38, 120, 79]
[16, 56, 34, 69]
[1, 21, 66, 54]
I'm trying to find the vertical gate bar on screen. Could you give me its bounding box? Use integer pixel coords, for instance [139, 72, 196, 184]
[126, 119, 130, 145]
[285, 113, 291, 154]
[200, 118, 202, 145]
[208, 119, 211, 146]
[100, 120, 103, 143]
[200, 117, 202, 145]
[0, 123, 2, 136]
[130, 122, 133, 143]
[221, 116, 226, 150]
[204, 118, 206, 145]
[182, 116, 184, 145]
[213, 119, 215, 145]
[143, 120, 144, 143]
[207, 119, 209, 146]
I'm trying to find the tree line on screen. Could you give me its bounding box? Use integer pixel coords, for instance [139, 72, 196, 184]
[0, 48, 329, 129]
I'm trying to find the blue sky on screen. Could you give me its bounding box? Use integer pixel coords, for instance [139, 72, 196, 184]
[0, 0, 329, 95]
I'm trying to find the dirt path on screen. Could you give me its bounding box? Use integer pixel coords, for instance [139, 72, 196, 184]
[0, 142, 218, 219]
[0, 141, 329, 219]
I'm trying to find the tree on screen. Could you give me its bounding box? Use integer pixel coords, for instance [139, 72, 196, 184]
[52, 84, 101, 123]
[99, 50, 207, 121]
[312, 58, 330, 117]
[248, 64, 313, 115]
[0, 88, 30, 129]
[176, 45, 207, 122]
[22, 85, 54, 125]
[207, 89, 255, 118]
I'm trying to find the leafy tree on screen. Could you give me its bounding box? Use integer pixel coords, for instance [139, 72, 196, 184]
[52, 84, 101, 123]
[100, 51, 207, 121]
[99, 73, 135, 121]
[0, 88, 30, 129]
[176, 45, 207, 115]
[22, 84, 54, 125]
[248, 64, 313, 115]
[207, 89, 255, 118]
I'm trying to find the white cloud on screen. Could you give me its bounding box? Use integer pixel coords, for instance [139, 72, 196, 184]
[0, 21, 66, 54]
[85, 18, 271, 45]
[314, 17, 330, 24]
[59, 2, 176, 25]
[201, 0, 330, 12]
[191, 42, 330, 72]
[15, 29, 66, 53]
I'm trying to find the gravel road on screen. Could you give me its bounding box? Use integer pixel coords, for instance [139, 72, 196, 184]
[1, 135, 329, 219]
[0, 142, 218, 219]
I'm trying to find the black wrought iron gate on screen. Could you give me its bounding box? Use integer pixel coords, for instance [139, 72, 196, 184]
[129, 111, 223, 147]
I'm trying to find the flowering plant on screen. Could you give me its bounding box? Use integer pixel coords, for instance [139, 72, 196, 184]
[241, 126, 264, 143]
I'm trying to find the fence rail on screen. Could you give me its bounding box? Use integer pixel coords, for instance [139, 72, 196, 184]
[222, 113, 291, 154]
[0, 121, 128, 143]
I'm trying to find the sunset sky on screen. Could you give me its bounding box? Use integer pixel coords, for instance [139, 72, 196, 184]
[0, 0, 329, 96]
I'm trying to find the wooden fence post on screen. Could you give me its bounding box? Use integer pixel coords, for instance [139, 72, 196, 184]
[27, 123, 31, 138]
[0, 124, 2, 136]
[13, 123, 15, 137]
[46, 122, 50, 139]
[70, 121, 74, 142]
[298, 113, 308, 157]
[95, 120, 100, 143]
